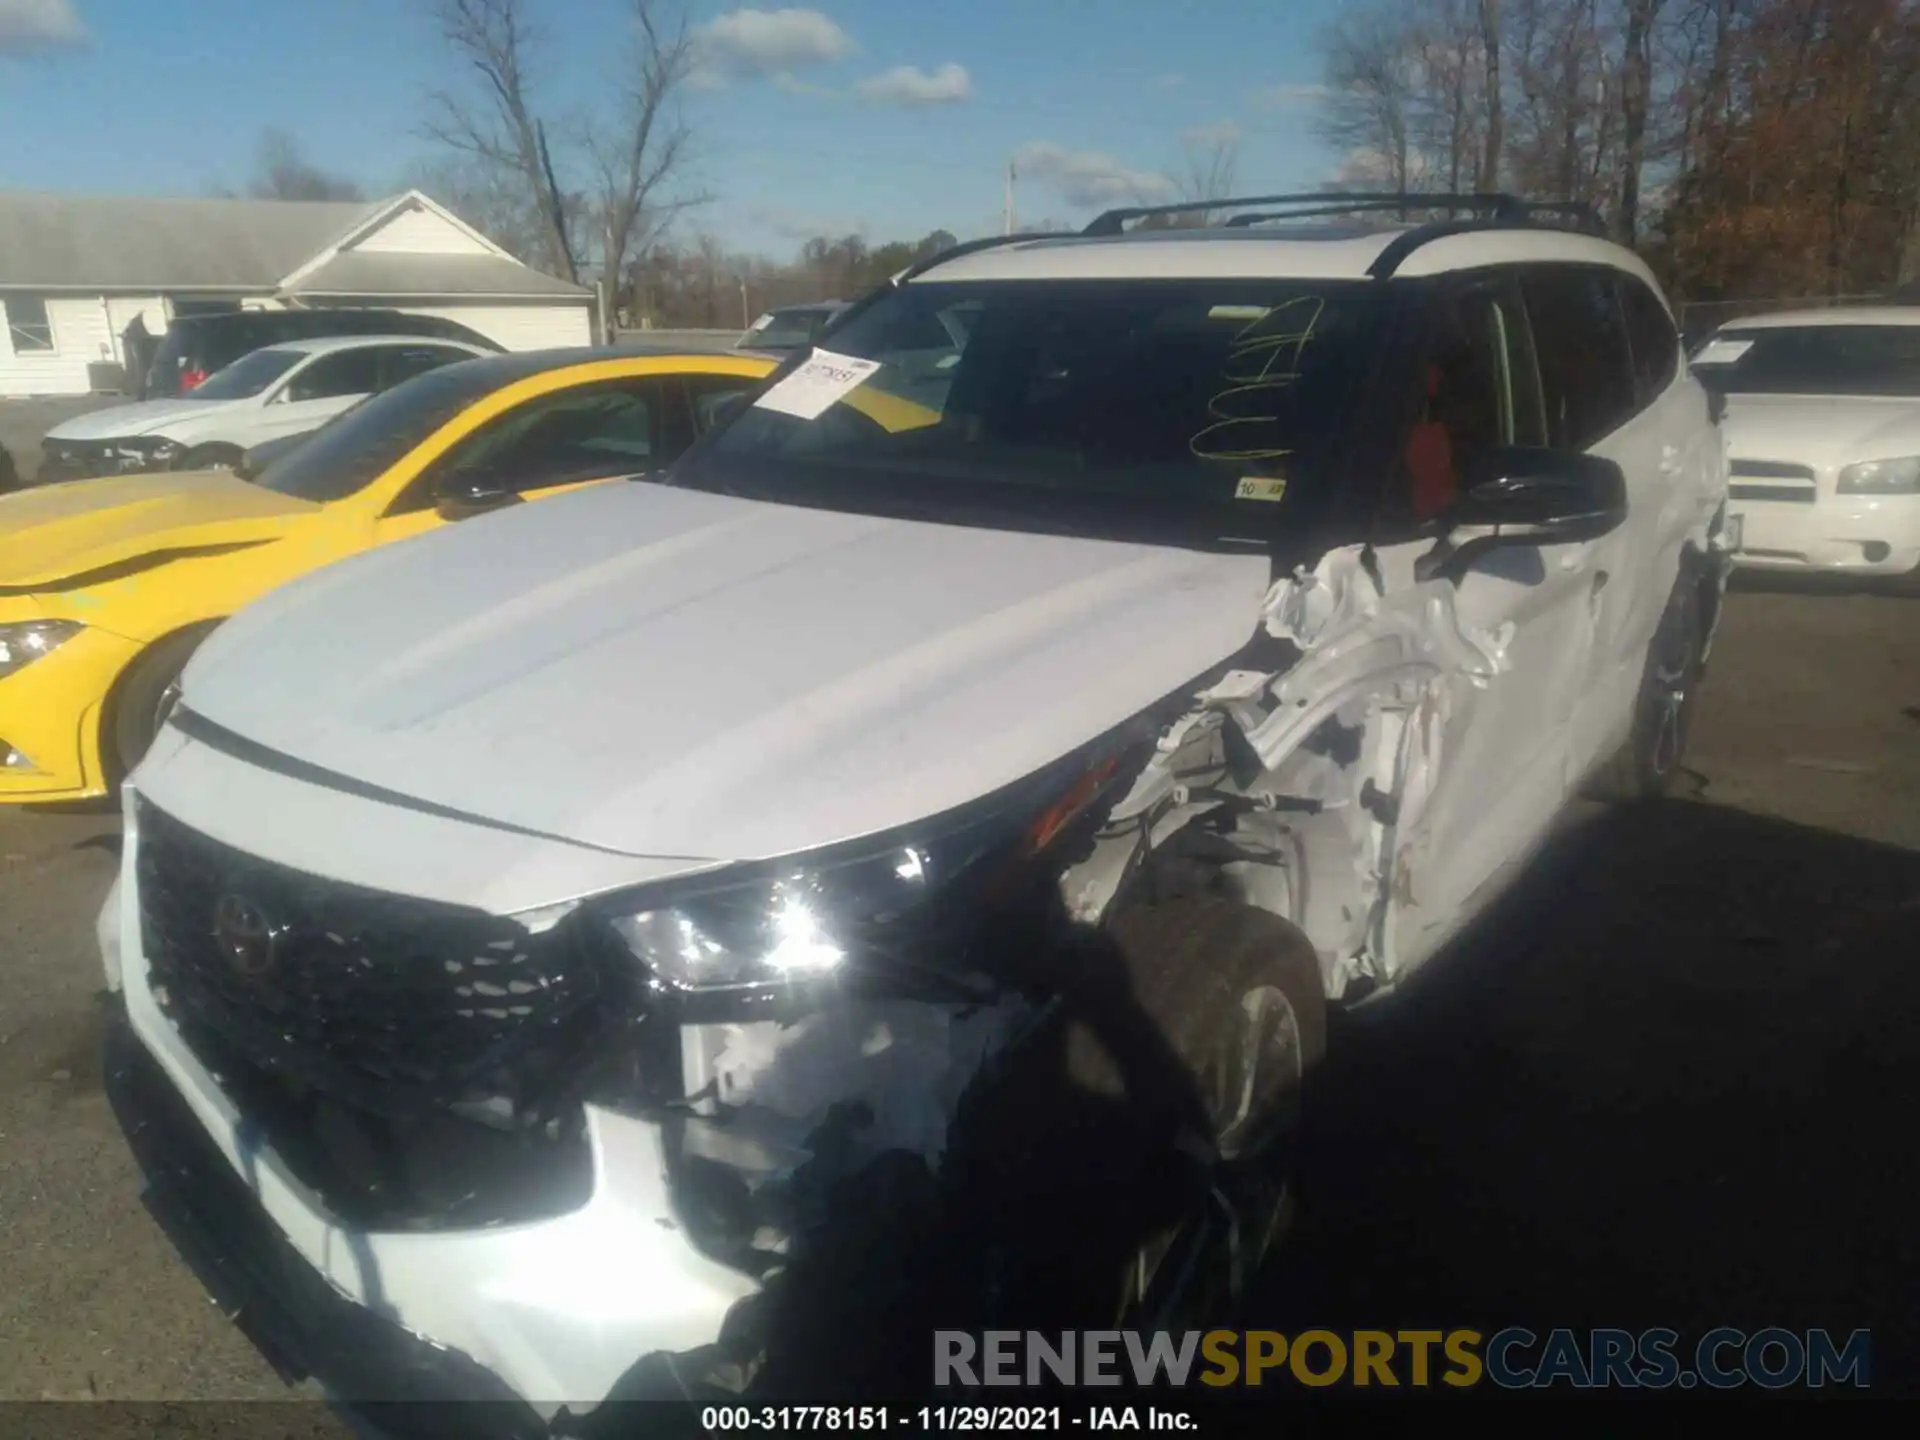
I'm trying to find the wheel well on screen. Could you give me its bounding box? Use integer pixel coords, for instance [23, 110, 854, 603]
[99, 621, 222, 782]
[1682, 541, 1723, 666]
[178, 442, 244, 467]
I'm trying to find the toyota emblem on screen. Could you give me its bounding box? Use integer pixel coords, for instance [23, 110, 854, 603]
[212, 893, 281, 979]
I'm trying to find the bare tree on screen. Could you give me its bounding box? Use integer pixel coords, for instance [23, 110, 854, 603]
[1318, 3, 1421, 193]
[423, 0, 703, 327]
[424, 0, 576, 282]
[1136, 131, 1243, 228]
[1615, 0, 1666, 241]
[1181, 132, 1241, 213]
[248, 128, 363, 202]
[581, 1, 705, 338]
[1478, 0, 1505, 188]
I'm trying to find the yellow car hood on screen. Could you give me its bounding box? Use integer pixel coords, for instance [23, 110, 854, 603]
[0, 470, 319, 590]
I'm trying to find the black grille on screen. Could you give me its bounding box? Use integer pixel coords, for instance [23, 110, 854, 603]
[1729, 482, 1816, 503]
[135, 798, 602, 1121]
[1730, 458, 1816, 481]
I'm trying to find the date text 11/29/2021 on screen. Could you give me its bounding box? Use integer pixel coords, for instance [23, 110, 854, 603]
[701, 1407, 1193, 1431]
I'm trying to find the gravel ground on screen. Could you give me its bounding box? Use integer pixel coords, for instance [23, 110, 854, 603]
[0, 578, 1913, 1407]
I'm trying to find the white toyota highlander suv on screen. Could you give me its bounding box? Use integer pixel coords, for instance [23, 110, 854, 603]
[98, 195, 1732, 1429]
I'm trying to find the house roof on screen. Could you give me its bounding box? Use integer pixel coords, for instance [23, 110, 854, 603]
[0, 189, 590, 301]
[283, 250, 592, 300]
[0, 192, 378, 290]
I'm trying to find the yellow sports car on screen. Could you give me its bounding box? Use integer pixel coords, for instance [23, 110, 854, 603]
[0, 349, 780, 804]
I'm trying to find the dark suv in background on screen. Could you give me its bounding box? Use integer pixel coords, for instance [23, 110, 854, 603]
[141, 309, 501, 399]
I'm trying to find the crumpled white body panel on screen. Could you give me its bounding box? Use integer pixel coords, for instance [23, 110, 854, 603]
[1062, 543, 1516, 998]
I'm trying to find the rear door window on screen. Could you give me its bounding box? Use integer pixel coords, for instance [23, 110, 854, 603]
[283, 347, 384, 403]
[378, 344, 475, 390]
[1520, 267, 1640, 449]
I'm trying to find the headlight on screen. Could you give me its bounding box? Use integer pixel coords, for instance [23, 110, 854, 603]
[0, 620, 83, 680]
[608, 843, 954, 996]
[600, 750, 1133, 1001]
[1837, 456, 1920, 494]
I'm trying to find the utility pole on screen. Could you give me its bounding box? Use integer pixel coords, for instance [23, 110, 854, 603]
[1003, 158, 1016, 236]
[740, 277, 750, 329]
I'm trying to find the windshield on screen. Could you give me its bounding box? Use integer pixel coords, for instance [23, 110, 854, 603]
[1693, 325, 1920, 397]
[678, 278, 1380, 542]
[251, 359, 498, 502]
[189, 347, 304, 400]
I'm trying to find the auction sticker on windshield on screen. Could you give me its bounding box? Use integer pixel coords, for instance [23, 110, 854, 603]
[1693, 337, 1755, 365]
[754, 349, 884, 420]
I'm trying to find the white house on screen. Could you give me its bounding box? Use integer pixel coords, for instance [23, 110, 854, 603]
[0, 190, 597, 397]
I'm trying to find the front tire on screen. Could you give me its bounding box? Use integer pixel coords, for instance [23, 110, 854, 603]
[944, 892, 1328, 1335]
[107, 627, 211, 782]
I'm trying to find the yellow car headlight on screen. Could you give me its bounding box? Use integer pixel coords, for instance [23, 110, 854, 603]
[0, 620, 83, 680]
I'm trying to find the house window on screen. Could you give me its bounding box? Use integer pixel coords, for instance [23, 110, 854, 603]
[5, 296, 54, 353]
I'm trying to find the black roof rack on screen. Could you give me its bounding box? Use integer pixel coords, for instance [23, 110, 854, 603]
[1082, 190, 1605, 239]
[888, 195, 1609, 295]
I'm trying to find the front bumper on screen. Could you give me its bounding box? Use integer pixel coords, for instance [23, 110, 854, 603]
[38, 441, 173, 483]
[0, 618, 140, 802]
[1727, 492, 1920, 576]
[106, 788, 763, 1412]
[105, 999, 551, 1437]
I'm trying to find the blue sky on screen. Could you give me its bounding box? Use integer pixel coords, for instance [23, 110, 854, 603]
[0, 0, 1346, 257]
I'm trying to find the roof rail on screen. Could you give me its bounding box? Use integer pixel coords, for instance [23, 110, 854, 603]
[895, 231, 1049, 285]
[1082, 191, 1605, 238]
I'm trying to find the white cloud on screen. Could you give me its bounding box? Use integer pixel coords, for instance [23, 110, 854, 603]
[695, 7, 853, 79]
[1181, 119, 1244, 149]
[1014, 142, 1176, 209]
[855, 62, 972, 106]
[0, 0, 88, 55]
[1248, 81, 1328, 109]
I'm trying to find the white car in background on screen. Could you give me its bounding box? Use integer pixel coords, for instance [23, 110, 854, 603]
[1693, 307, 1920, 584]
[37, 335, 492, 481]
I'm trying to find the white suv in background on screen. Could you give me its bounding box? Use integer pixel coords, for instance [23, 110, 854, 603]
[38, 335, 490, 480]
[101, 195, 1731, 1425]
[1693, 306, 1920, 584]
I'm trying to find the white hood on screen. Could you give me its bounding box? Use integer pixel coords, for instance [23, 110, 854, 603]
[1722, 393, 1920, 472]
[183, 483, 1272, 863]
[46, 397, 235, 441]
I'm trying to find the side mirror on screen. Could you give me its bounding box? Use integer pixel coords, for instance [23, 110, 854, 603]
[1418, 448, 1628, 584]
[435, 471, 524, 522]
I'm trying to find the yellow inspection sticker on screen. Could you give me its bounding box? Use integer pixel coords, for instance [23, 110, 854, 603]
[1235, 476, 1288, 502]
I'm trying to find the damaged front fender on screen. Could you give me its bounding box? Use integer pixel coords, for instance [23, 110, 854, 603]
[1061, 544, 1514, 999]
